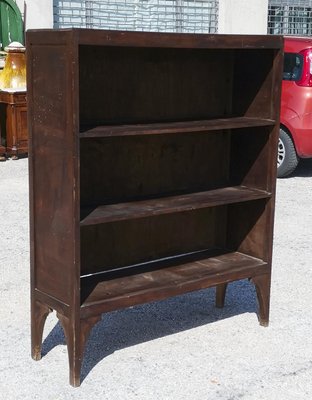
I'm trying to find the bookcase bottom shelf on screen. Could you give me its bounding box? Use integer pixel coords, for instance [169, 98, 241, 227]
[80, 250, 268, 317]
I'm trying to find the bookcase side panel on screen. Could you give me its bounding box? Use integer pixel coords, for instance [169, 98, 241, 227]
[227, 47, 283, 263]
[28, 42, 78, 305]
[229, 126, 272, 191]
[232, 49, 276, 119]
[226, 200, 269, 261]
[258, 48, 284, 265]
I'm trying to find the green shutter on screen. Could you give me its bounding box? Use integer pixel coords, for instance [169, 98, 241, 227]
[0, 0, 23, 50]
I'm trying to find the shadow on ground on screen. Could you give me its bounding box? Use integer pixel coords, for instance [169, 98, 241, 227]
[40, 280, 258, 383]
[288, 158, 312, 178]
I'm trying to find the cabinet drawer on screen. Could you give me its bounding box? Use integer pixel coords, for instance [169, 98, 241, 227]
[14, 94, 27, 104]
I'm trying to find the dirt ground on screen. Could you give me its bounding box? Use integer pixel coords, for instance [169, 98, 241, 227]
[1, 157, 312, 400]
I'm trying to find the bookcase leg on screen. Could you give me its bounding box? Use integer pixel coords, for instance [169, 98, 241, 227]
[216, 283, 228, 308]
[251, 274, 271, 327]
[57, 313, 101, 387]
[31, 300, 52, 361]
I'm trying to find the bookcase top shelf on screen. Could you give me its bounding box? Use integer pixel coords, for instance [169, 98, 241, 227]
[27, 28, 284, 50]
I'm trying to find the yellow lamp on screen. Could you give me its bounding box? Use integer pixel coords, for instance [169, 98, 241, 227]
[0, 42, 26, 90]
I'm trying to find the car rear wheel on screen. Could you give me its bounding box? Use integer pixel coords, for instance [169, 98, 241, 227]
[277, 128, 299, 178]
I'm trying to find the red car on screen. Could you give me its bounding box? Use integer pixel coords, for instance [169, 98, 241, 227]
[278, 36, 312, 177]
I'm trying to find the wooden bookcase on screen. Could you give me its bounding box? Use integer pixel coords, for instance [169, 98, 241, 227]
[27, 29, 283, 386]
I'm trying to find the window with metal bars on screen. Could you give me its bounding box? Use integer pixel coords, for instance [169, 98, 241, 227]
[53, 0, 218, 33]
[268, 1, 312, 35]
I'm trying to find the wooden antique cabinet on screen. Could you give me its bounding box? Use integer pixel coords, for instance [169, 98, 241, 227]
[0, 123, 5, 159]
[27, 29, 283, 386]
[0, 90, 28, 159]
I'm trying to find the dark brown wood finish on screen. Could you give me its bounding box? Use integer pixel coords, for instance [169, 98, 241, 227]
[31, 301, 52, 360]
[0, 90, 28, 159]
[80, 251, 268, 317]
[80, 117, 275, 138]
[80, 186, 271, 225]
[27, 29, 283, 386]
[216, 283, 228, 308]
[0, 123, 5, 159]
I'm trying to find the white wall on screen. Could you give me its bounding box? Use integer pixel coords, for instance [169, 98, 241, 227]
[15, 0, 53, 30]
[218, 0, 269, 34]
[14, 0, 269, 34]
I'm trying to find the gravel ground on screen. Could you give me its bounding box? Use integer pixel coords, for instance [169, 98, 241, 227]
[1, 157, 312, 400]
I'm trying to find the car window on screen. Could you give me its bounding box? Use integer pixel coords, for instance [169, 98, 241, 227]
[283, 52, 303, 81]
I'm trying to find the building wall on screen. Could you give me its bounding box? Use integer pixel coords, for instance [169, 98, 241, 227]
[15, 0, 53, 30]
[15, 0, 269, 34]
[53, 1, 218, 33]
[268, 0, 312, 35]
[218, 0, 268, 34]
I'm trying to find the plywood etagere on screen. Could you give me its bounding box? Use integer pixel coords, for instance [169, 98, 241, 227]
[27, 29, 283, 387]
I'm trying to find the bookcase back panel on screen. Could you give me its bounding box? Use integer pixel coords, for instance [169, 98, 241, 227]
[80, 132, 230, 206]
[79, 46, 277, 126]
[80, 207, 227, 275]
[79, 46, 233, 125]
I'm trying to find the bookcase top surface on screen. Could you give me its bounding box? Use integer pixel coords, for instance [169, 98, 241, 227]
[26, 28, 283, 49]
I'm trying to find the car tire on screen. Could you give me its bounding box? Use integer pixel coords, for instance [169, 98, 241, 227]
[277, 128, 299, 178]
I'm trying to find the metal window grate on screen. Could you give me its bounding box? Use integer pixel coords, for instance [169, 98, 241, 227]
[53, 0, 218, 33]
[268, 0, 312, 35]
